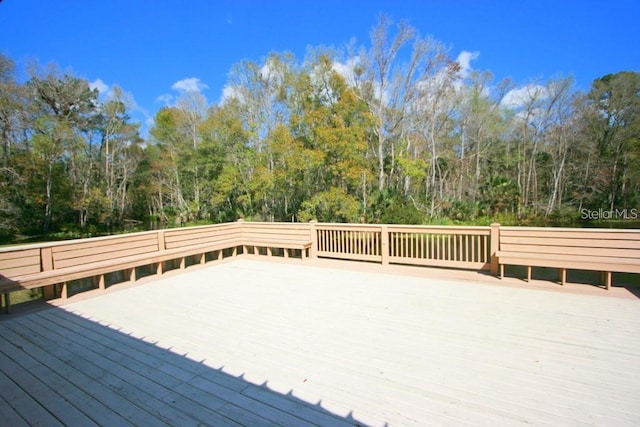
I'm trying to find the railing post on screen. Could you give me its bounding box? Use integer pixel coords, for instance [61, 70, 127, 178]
[490, 223, 500, 275]
[157, 230, 166, 251]
[155, 230, 166, 275]
[236, 218, 246, 255]
[381, 225, 389, 265]
[237, 218, 245, 238]
[309, 220, 318, 259]
[40, 247, 56, 300]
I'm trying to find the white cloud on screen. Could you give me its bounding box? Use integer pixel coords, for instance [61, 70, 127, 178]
[156, 94, 174, 106]
[501, 84, 549, 108]
[157, 77, 210, 106]
[331, 56, 361, 86]
[220, 85, 244, 104]
[89, 78, 110, 95]
[456, 51, 479, 80]
[171, 77, 209, 93]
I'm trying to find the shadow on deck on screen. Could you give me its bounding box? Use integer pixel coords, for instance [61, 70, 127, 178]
[0, 306, 367, 426]
[500, 265, 640, 297]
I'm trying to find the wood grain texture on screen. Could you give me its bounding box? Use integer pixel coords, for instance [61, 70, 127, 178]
[2, 259, 639, 425]
[497, 227, 640, 286]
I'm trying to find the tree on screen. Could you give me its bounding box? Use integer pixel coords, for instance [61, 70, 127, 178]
[291, 53, 372, 221]
[454, 72, 510, 210]
[360, 15, 457, 222]
[204, 100, 254, 221]
[149, 107, 190, 222]
[542, 77, 576, 215]
[27, 67, 99, 231]
[96, 86, 139, 224]
[363, 15, 415, 191]
[411, 58, 460, 217]
[584, 71, 640, 210]
[175, 90, 208, 215]
[0, 54, 28, 238]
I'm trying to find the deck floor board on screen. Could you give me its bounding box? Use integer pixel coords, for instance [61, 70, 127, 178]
[20, 312, 241, 427]
[1, 258, 640, 426]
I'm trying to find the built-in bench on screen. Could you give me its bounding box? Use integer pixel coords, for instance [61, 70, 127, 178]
[0, 221, 315, 313]
[0, 223, 244, 312]
[240, 222, 313, 259]
[496, 227, 640, 289]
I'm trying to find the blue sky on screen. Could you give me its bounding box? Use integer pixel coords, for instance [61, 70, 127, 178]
[2, 0, 639, 133]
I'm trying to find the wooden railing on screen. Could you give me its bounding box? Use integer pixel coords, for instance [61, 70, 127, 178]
[312, 223, 498, 271]
[2, 220, 639, 311]
[0, 221, 503, 311]
[387, 225, 493, 270]
[315, 224, 382, 262]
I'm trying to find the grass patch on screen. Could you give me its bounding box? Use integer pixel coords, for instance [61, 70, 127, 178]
[7, 288, 43, 305]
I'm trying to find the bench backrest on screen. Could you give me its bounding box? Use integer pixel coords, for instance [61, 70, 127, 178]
[499, 227, 640, 261]
[163, 222, 241, 249]
[0, 248, 42, 277]
[52, 233, 160, 269]
[241, 222, 312, 245]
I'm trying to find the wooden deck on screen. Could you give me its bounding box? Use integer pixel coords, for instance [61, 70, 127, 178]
[1, 258, 640, 426]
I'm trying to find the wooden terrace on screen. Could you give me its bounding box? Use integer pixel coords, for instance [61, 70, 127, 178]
[1, 222, 640, 425]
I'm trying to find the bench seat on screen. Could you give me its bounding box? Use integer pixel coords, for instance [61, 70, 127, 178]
[1, 220, 318, 313]
[240, 222, 313, 260]
[496, 227, 640, 289]
[242, 240, 312, 259]
[0, 236, 243, 313]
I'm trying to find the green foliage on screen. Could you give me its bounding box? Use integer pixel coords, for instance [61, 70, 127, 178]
[298, 187, 360, 223]
[584, 71, 640, 209]
[441, 200, 482, 222]
[370, 190, 424, 224]
[2, 49, 640, 242]
[479, 176, 520, 215]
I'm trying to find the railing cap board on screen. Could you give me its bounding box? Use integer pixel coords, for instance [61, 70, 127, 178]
[388, 226, 490, 235]
[316, 223, 384, 230]
[241, 221, 310, 228]
[387, 224, 491, 230]
[316, 223, 492, 232]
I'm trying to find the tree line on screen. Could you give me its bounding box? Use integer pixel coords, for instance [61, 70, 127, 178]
[1, 18, 639, 242]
